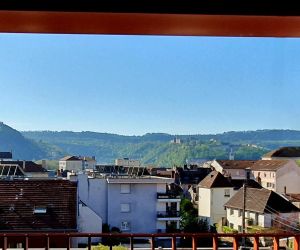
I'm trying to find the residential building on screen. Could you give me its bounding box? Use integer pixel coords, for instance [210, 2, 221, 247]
[225, 187, 300, 232]
[115, 158, 141, 167]
[251, 160, 300, 194]
[78, 173, 181, 234]
[59, 155, 83, 172]
[82, 156, 96, 170]
[0, 160, 48, 178]
[0, 179, 77, 247]
[262, 147, 300, 160]
[211, 160, 256, 179]
[197, 171, 236, 227]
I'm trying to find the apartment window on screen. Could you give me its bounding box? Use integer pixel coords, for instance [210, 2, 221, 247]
[224, 189, 230, 197]
[120, 184, 130, 194]
[121, 221, 131, 231]
[121, 203, 130, 212]
[230, 209, 234, 215]
[238, 210, 242, 217]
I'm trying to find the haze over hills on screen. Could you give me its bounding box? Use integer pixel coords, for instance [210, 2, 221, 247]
[2, 122, 300, 166]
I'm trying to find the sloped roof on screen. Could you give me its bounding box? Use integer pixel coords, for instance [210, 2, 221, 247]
[0, 161, 47, 173]
[216, 160, 256, 169]
[251, 160, 288, 171]
[0, 179, 77, 231]
[225, 187, 300, 214]
[198, 171, 233, 188]
[263, 147, 300, 158]
[60, 155, 82, 161]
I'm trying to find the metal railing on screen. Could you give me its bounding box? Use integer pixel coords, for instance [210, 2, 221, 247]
[0, 232, 299, 250]
[157, 193, 181, 199]
[157, 211, 180, 218]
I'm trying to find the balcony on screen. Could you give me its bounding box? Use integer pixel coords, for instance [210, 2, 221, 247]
[157, 211, 180, 220]
[0, 232, 299, 250]
[157, 193, 181, 200]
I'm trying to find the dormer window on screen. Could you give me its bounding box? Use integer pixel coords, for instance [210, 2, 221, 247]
[33, 207, 47, 214]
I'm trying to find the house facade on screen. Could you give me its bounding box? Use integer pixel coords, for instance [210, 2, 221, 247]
[251, 160, 300, 194]
[225, 187, 300, 232]
[78, 173, 181, 234]
[198, 171, 236, 227]
[59, 156, 84, 172]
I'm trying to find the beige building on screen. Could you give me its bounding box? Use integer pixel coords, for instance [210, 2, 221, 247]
[198, 171, 236, 227]
[115, 158, 141, 167]
[59, 156, 83, 172]
[251, 160, 300, 194]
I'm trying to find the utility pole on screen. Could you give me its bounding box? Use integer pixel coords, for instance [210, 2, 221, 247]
[242, 168, 251, 247]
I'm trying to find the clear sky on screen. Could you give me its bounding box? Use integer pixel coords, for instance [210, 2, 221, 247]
[0, 34, 300, 135]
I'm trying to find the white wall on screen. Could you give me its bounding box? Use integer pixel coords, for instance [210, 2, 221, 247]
[77, 204, 102, 245]
[60, 160, 83, 172]
[199, 187, 236, 226]
[276, 161, 300, 194]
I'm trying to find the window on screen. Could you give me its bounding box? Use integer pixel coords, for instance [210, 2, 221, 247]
[33, 206, 47, 214]
[230, 209, 234, 215]
[224, 189, 230, 197]
[120, 184, 130, 194]
[238, 210, 242, 217]
[121, 203, 130, 212]
[121, 221, 131, 231]
[238, 225, 242, 232]
[229, 223, 234, 229]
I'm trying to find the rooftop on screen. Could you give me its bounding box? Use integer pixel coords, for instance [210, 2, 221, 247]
[198, 171, 233, 188]
[216, 160, 256, 169]
[263, 147, 300, 159]
[225, 187, 300, 214]
[0, 179, 77, 231]
[251, 160, 289, 171]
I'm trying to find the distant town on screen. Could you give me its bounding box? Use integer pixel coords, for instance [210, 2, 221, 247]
[1, 146, 300, 248]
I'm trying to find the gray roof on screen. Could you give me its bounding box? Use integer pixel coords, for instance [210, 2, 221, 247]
[225, 187, 300, 214]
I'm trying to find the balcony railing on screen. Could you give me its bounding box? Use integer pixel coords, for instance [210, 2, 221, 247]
[157, 211, 180, 218]
[0, 232, 299, 250]
[157, 193, 181, 199]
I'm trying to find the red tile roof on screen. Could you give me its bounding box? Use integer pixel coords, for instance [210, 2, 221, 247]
[216, 160, 256, 169]
[251, 160, 288, 171]
[198, 171, 233, 188]
[0, 179, 77, 231]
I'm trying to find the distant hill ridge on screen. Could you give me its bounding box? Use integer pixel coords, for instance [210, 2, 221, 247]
[2, 122, 300, 165]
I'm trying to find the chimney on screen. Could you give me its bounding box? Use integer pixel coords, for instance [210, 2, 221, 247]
[23, 160, 26, 169]
[284, 186, 287, 194]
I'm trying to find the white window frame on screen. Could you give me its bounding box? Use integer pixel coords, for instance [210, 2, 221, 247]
[121, 221, 131, 231]
[121, 203, 131, 212]
[120, 184, 131, 194]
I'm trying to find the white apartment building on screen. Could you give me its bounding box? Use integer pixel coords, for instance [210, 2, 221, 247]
[78, 173, 181, 234]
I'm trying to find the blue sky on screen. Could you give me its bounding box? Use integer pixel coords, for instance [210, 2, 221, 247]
[0, 34, 300, 135]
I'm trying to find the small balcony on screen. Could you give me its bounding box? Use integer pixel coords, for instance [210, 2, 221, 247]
[157, 192, 181, 200]
[157, 211, 180, 220]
